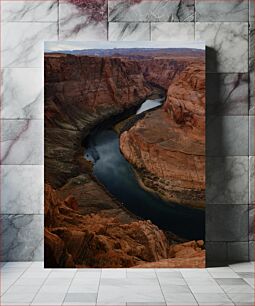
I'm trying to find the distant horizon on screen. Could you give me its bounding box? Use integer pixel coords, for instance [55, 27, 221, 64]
[45, 41, 205, 52]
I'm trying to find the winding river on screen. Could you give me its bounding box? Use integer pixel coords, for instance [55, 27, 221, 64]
[84, 98, 205, 240]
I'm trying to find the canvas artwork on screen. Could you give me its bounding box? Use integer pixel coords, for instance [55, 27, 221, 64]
[44, 41, 205, 268]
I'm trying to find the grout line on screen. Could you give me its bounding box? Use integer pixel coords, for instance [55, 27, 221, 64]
[61, 268, 78, 305]
[154, 268, 167, 306]
[95, 268, 102, 306]
[1, 261, 33, 296]
[29, 267, 53, 305]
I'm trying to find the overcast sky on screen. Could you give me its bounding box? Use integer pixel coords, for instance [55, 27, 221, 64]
[45, 41, 205, 52]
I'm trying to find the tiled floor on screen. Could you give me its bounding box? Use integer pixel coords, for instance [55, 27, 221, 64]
[0, 262, 254, 305]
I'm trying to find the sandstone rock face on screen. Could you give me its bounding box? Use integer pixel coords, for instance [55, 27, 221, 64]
[45, 184, 204, 268]
[45, 53, 196, 188]
[45, 51, 205, 267]
[120, 61, 205, 208]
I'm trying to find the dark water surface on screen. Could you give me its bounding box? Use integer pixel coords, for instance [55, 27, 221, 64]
[84, 101, 205, 240]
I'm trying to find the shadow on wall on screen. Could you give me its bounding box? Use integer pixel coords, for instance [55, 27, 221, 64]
[205, 47, 228, 267]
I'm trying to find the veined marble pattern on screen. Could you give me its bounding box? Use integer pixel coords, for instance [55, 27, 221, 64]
[109, 22, 150, 40]
[1, 120, 43, 165]
[1, 0, 58, 22]
[0, 215, 43, 261]
[1, 165, 43, 214]
[1, 68, 43, 119]
[2, 22, 58, 68]
[206, 116, 248, 156]
[206, 156, 249, 205]
[151, 22, 194, 41]
[196, 0, 248, 22]
[59, 0, 107, 40]
[195, 22, 248, 73]
[206, 73, 249, 115]
[108, 0, 195, 22]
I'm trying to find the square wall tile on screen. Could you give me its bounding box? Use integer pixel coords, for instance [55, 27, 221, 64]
[206, 73, 248, 116]
[195, 22, 248, 73]
[1, 0, 58, 22]
[0, 215, 43, 261]
[1, 68, 43, 119]
[151, 22, 194, 41]
[227, 242, 249, 263]
[206, 205, 249, 242]
[108, 0, 195, 22]
[2, 22, 58, 68]
[206, 156, 249, 204]
[59, 0, 107, 40]
[1, 119, 43, 165]
[206, 116, 248, 156]
[1, 165, 43, 214]
[196, 0, 248, 22]
[108, 22, 150, 41]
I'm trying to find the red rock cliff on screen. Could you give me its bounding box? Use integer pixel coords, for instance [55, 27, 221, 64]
[120, 61, 205, 208]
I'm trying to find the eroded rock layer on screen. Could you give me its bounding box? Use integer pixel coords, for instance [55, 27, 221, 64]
[45, 184, 205, 268]
[120, 61, 205, 208]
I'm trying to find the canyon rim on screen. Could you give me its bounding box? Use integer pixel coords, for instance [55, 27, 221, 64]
[44, 41, 206, 268]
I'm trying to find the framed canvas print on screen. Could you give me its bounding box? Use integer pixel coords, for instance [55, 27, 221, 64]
[44, 41, 205, 268]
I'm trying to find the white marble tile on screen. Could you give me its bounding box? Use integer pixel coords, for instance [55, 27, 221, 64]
[192, 292, 234, 305]
[59, 0, 107, 40]
[1, 68, 43, 119]
[2, 22, 58, 68]
[1, 0, 58, 22]
[108, 0, 195, 22]
[163, 293, 198, 305]
[101, 269, 126, 279]
[206, 73, 249, 115]
[196, 0, 248, 22]
[206, 116, 249, 156]
[0, 215, 43, 262]
[206, 157, 249, 204]
[1, 119, 43, 165]
[1, 165, 43, 214]
[195, 22, 248, 73]
[109, 22, 150, 41]
[151, 22, 194, 41]
[227, 292, 254, 305]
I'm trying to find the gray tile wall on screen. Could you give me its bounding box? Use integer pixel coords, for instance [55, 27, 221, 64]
[0, 0, 253, 265]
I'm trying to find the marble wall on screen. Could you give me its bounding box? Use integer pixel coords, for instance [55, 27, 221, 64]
[0, 0, 254, 265]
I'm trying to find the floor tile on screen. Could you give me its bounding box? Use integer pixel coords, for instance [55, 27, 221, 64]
[101, 268, 126, 279]
[227, 292, 254, 305]
[64, 292, 97, 303]
[163, 293, 198, 305]
[230, 262, 254, 272]
[208, 267, 240, 278]
[193, 292, 234, 305]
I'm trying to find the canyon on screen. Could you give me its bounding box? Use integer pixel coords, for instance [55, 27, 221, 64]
[44, 49, 205, 268]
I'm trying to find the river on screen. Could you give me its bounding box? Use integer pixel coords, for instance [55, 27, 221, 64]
[84, 98, 205, 240]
